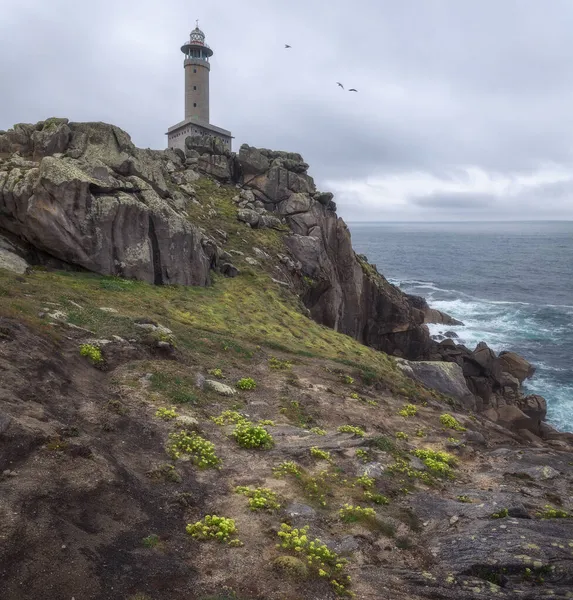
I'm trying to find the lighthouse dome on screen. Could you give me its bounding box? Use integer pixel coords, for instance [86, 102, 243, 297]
[190, 26, 206, 45]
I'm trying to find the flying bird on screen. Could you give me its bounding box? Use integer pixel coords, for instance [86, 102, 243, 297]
[349, 88, 358, 92]
[285, 44, 292, 48]
[336, 82, 344, 89]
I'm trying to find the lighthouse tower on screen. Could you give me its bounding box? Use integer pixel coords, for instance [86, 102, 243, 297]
[167, 22, 232, 152]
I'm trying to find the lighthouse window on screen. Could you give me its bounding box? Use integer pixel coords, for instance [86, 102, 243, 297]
[193, 85, 197, 90]
[193, 103, 197, 107]
[193, 68, 197, 73]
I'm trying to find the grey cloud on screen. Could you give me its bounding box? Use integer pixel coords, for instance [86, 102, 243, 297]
[410, 192, 496, 210]
[2, 0, 573, 220]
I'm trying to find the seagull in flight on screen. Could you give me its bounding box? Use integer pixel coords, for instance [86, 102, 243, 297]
[349, 88, 358, 92]
[336, 82, 344, 89]
[285, 44, 292, 48]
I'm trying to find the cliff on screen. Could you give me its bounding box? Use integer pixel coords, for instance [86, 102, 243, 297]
[0, 119, 430, 359]
[1, 119, 572, 600]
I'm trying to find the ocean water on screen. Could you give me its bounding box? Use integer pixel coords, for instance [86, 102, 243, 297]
[348, 221, 573, 433]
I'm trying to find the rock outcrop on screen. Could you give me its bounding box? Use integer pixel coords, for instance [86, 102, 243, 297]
[0, 121, 432, 359]
[0, 120, 212, 285]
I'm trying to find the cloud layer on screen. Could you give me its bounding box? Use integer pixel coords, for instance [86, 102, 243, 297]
[2, 0, 573, 221]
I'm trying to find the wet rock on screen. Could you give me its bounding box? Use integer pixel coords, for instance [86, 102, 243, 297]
[220, 262, 239, 278]
[496, 351, 535, 383]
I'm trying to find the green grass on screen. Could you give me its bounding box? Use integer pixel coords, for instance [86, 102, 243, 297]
[0, 254, 428, 400]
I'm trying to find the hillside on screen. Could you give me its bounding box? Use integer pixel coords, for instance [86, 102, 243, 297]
[0, 119, 572, 600]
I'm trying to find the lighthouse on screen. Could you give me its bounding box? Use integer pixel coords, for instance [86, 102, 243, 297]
[167, 22, 232, 152]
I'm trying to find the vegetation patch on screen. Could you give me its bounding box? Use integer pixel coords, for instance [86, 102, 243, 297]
[233, 420, 274, 449]
[208, 368, 224, 379]
[338, 503, 376, 523]
[310, 426, 327, 436]
[236, 377, 257, 390]
[141, 534, 160, 549]
[395, 431, 409, 441]
[235, 486, 280, 511]
[490, 508, 509, 519]
[440, 413, 466, 432]
[538, 505, 571, 519]
[337, 425, 365, 437]
[155, 407, 178, 420]
[167, 431, 220, 468]
[411, 449, 457, 478]
[310, 446, 332, 461]
[150, 371, 198, 404]
[79, 343, 103, 364]
[269, 356, 292, 370]
[277, 524, 351, 596]
[186, 515, 241, 546]
[399, 404, 418, 417]
[273, 461, 334, 507]
[272, 555, 309, 579]
[364, 491, 390, 505]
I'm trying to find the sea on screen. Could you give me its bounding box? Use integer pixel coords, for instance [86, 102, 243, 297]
[348, 221, 573, 433]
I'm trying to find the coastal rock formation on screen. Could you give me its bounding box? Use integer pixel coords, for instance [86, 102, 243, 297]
[0, 121, 432, 359]
[0, 121, 211, 285]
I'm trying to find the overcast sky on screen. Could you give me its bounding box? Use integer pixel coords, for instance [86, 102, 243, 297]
[2, 0, 573, 221]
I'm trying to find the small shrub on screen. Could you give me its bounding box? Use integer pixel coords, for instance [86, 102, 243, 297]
[415, 428, 426, 438]
[236, 377, 256, 390]
[364, 491, 390, 505]
[399, 404, 418, 417]
[277, 524, 351, 596]
[369, 436, 397, 453]
[395, 431, 409, 441]
[412, 449, 457, 478]
[80, 343, 103, 364]
[272, 555, 308, 578]
[186, 515, 240, 545]
[337, 425, 365, 437]
[355, 449, 370, 463]
[457, 495, 472, 503]
[211, 410, 247, 426]
[490, 508, 509, 519]
[258, 419, 276, 426]
[350, 392, 360, 400]
[538, 505, 571, 519]
[273, 460, 302, 477]
[269, 357, 292, 370]
[339, 503, 376, 523]
[142, 534, 160, 548]
[208, 368, 224, 379]
[354, 473, 375, 488]
[310, 446, 332, 461]
[341, 375, 354, 385]
[387, 458, 433, 485]
[310, 426, 327, 435]
[233, 421, 274, 449]
[235, 486, 280, 511]
[447, 437, 460, 443]
[167, 431, 220, 468]
[440, 414, 466, 432]
[156, 407, 178, 420]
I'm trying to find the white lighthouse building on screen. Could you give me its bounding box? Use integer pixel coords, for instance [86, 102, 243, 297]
[167, 22, 232, 152]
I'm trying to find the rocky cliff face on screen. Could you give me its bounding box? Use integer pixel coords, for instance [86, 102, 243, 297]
[0, 119, 431, 359]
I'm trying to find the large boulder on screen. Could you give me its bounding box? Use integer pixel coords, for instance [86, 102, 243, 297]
[496, 351, 535, 383]
[0, 122, 211, 285]
[396, 359, 476, 410]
